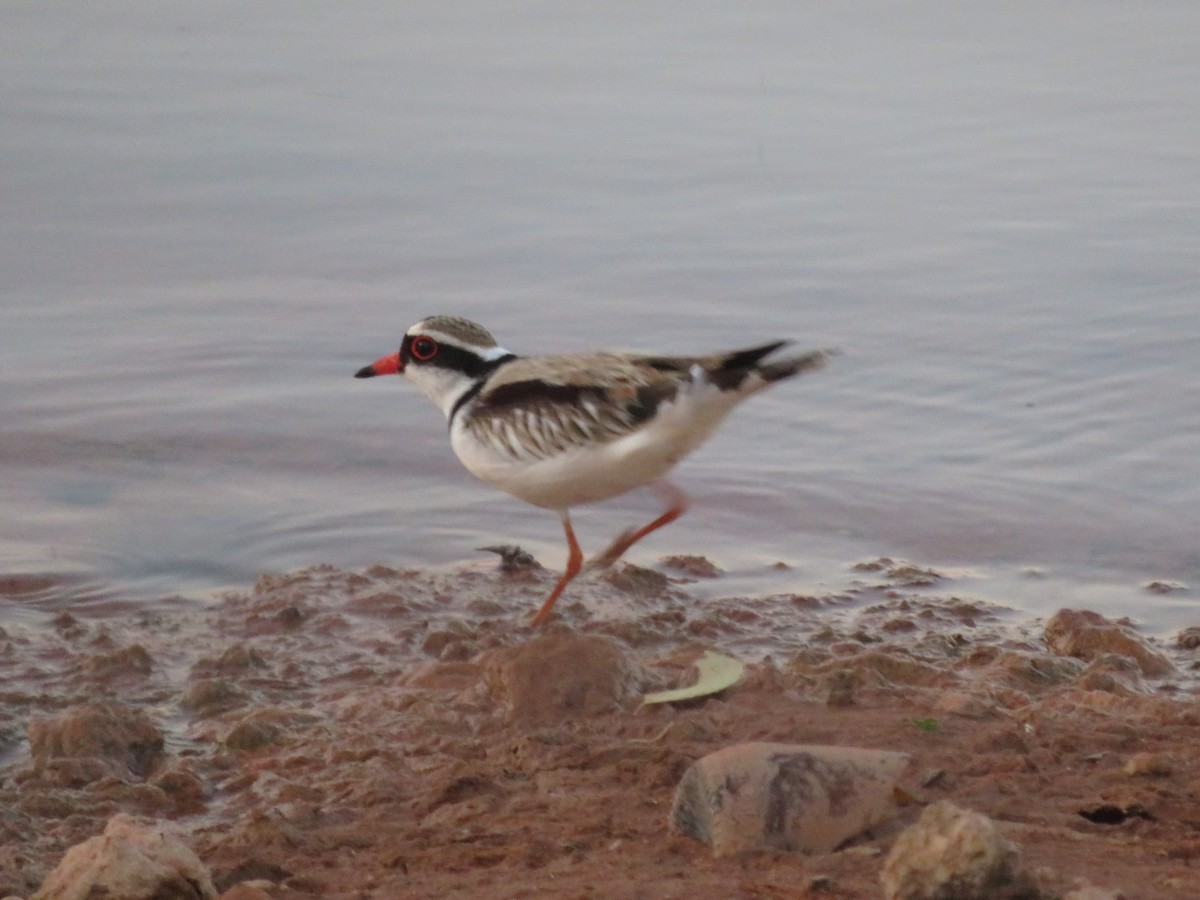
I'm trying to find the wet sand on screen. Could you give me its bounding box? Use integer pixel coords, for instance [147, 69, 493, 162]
[1, 553, 1198, 898]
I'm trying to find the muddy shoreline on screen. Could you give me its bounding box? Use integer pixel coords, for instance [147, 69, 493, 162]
[2, 554, 1198, 898]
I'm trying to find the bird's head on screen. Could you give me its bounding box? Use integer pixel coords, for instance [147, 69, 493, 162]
[355, 316, 514, 418]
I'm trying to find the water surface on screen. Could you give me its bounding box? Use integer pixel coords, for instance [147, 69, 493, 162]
[3, 2, 1198, 631]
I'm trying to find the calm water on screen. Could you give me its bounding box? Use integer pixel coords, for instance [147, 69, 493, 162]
[3, 3, 1198, 631]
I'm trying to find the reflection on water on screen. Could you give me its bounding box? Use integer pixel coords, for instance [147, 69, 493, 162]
[2, 2, 1198, 629]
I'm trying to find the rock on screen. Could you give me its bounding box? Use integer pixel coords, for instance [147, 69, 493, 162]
[152, 768, 208, 815]
[90, 780, 174, 816]
[33, 813, 216, 899]
[1144, 580, 1186, 595]
[217, 883, 276, 900]
[880, 801, 1033, 900]
[1062, 887, 1122, 900]
[420, 618, 480, 661]
[670, 742, 910, 856]
[990, 651, 1084, 690]
[27, 702, 165, 781]
[482, 632, 643, 724]
[600, 563, 671, 597]
[221, 709, 317, 752]
[933, 691, 996, 719]
[1076, 653, 1147, 694]
[1175, 626, 1200, 650]
[809, 651, 954, 688]
[1044, 609, 1173, 677]
[1123, 752, 1172, 777]
[38, 756, 118, 788]
[191, 644, 268, 678]
[180, 678, 250, 718]
[210, 860, 290, 895]
[825, 668, 858, 707]
[83, 644, 154, 682]
[660, 555, 722, 578]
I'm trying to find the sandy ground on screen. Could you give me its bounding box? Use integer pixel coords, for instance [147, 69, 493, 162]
[1, 553, 1198, 898]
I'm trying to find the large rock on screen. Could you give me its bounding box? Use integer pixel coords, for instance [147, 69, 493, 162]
[880, 801, 1033, 900]
[671, 742, 910, 856]
[27, 702, 165, 781]
[1044, 609, 1173, 677]
[33, 813, 216, 900]
[482, 632, 644, 724]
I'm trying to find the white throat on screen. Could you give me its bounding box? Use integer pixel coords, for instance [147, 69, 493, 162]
[403, 344, 513, 421]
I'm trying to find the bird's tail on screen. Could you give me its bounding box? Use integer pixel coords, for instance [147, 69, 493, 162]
[706, 342, 835, 391]
[756, 347, 835, 383]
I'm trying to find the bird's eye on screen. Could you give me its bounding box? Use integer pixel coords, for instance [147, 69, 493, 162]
[411, 336, 439, 361]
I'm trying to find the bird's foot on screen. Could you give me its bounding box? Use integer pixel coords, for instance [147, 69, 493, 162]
[584, 528, 639, 571]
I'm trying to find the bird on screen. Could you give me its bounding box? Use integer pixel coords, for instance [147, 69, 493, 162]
[355, 315, 831, 627]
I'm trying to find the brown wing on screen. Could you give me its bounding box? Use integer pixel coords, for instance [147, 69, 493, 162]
[461, 341, 818, 461]
[463, 353, 689, 460]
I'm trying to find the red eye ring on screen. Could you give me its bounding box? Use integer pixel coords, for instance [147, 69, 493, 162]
[411, 336, 439, 361]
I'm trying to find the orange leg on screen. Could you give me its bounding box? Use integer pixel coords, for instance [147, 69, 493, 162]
[530, 511, 584, 627]
[587, 482, 689, 570]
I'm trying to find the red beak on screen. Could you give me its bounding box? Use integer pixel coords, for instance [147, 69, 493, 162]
[354, 352, 402, 379]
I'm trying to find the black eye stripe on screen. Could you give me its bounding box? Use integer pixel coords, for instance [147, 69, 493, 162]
[430, 345, 510, 377]
[401, 335, 514, 379]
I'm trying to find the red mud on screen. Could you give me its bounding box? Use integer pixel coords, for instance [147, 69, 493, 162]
[1, 555, 1198, 898]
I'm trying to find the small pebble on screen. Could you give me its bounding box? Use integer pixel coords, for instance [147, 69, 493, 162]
[1123, 752, 1172, 777]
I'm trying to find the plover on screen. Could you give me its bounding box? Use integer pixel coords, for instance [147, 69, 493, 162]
[356, 316, 831, 626]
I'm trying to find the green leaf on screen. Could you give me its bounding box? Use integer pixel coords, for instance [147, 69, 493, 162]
[642, 650, 745, 705]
